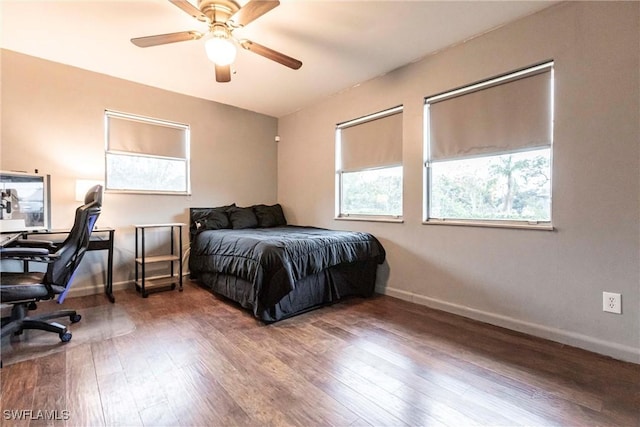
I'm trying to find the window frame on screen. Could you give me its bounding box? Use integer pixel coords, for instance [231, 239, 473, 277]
[335, 106, 404, 222]
[104, 110, 191, 195]
[423, 62, 554, 230]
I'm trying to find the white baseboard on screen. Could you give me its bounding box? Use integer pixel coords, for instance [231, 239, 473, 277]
[65, 280, 131, 299]
[381, 286, 640, 364]
[65, 280, 639, 364]
[65, 272, 191, 299]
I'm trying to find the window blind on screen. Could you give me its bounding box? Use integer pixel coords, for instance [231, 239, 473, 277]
[340, 109, 403, 172]
[427, 66, 552, 161]
[106, 113, 187, 159]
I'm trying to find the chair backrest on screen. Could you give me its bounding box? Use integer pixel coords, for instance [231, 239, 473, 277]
[48, 185, 102, 303]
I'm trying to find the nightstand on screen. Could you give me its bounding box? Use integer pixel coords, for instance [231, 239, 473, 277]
[134, 223, 184, 297]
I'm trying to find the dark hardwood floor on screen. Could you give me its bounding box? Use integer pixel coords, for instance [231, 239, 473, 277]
[1, 280, 639, 426]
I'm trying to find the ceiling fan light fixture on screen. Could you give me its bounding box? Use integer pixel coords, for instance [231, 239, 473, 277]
[205, 24, 237, 66]
[132, 0, 302, 82]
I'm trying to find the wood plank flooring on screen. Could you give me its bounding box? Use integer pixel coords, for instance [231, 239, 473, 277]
[1, 280, 638, 426]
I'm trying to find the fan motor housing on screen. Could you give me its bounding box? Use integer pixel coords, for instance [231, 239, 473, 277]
[198, 0, 240, 23]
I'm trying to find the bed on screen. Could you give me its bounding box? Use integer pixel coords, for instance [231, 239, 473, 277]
[188, 204, 385, 322]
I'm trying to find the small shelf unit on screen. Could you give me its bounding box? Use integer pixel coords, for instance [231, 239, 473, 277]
[134, 223, 184, 298]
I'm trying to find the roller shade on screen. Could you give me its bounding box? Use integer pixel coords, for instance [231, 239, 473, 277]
[428, 67, 552, 161]
[107, 114, 187, 158]
[340, 110, 403, 172]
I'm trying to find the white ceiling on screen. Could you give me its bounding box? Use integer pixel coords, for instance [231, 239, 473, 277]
[0, 0, 557, 118]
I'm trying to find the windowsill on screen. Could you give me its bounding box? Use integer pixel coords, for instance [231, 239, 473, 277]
[335, 216, 404, 224]
[105, 189, 191, 196]
[423, 219, 554, 231]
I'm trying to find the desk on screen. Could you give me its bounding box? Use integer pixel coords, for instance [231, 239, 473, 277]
[21, 228, 116, 303]
[0, 233, 21, 248]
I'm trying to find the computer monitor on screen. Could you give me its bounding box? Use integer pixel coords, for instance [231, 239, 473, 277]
[0, 171, 51, 233]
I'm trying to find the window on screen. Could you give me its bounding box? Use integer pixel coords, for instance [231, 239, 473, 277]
[105, 110, 190, 194]
[424, 62, 553, 228]
[336, 106, 403, 220]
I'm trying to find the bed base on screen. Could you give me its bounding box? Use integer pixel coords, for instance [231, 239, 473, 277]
[194, 259, 378, 322]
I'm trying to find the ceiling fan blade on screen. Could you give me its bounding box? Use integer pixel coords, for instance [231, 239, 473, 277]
[230, 0, 279, 27]
[215, 64, 232, 82]
[169, 0, 208, 22]
[131, 31, 203, 47]
[240, 40, 302, 70]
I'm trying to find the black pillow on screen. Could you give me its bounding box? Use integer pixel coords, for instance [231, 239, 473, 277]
[190, 204, 235, 238]
[201, 211, 230, 230]
[228, 206, 259, 229]
[253, 204, 287, 228]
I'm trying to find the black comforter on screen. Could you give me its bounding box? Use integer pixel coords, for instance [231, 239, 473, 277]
[189, 226, 385, 309]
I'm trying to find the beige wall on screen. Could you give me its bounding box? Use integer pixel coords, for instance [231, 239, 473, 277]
[1, 49, 278, 294]
[277, 2, 640, 362]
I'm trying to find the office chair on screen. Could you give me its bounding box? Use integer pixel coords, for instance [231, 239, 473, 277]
[0, 185, 102, 345]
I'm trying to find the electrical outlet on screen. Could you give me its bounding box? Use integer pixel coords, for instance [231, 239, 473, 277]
[603, 292, 622, 314]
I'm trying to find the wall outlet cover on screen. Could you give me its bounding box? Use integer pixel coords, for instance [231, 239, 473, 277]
[603, 291, 622, 314]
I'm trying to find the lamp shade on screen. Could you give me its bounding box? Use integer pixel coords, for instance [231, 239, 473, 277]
[205, 37, 237, 66]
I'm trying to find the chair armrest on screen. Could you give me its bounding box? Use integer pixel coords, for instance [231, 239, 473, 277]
[0, 247, 58, 262]
[12, 239, 57, 251]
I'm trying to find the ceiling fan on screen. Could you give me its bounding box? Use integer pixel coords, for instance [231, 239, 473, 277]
[131, 0, 302, 82]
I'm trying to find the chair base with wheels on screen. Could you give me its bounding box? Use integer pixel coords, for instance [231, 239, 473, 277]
[0, 295, 82, 343]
